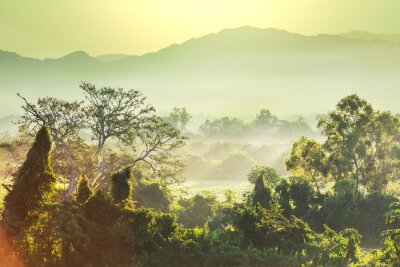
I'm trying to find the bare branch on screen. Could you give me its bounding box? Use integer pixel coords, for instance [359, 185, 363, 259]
[2, 183, 12, 193]
[17, 93, 46, 125]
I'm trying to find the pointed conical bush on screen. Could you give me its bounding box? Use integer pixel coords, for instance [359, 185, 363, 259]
[76, 176, 93, 203]
[252, 175, 272, 209]
[4, 126, 56, 230]
[111, 167, 131, 204]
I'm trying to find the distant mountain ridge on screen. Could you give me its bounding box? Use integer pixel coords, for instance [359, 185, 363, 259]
[1, 26, 400, 118]
[96, 54, 132, 62]
[3, 27, 400, 64]
[339, 31, 400, 44]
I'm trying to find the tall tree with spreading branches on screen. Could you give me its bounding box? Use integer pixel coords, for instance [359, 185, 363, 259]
[17, 94, 87, 199]
[80, 82, 155, 153]
[16, 83, 187, 199]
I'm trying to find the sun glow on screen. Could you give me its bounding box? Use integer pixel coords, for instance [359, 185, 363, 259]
[0, 226, 25, 267]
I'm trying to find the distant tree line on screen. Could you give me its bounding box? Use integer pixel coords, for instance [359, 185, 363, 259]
[199, 109, 315, 141]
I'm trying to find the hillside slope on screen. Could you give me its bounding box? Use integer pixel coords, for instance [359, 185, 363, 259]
[1, 27, 400, 117]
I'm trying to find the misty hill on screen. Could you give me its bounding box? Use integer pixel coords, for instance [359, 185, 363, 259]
[1, 26, 400, 117]
[96, 54, 132, 62]
[339, 30, 400, 44]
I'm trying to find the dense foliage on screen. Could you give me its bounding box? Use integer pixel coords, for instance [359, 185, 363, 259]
[3, 126, 56, 234]
[1, 91, 400, 266]
[287, 94, 400, 194]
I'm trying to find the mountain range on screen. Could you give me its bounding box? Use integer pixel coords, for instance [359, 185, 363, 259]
[338, 31, 400, 44]
[1, 26, 400, 118]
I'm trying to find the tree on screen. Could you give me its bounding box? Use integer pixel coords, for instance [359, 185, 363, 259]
[363, 112, 400, 192]
[252, 109, 278, 130]
[333, 178, 358, 197]
[251, 176, 273, 209]
[285, 137, 328, 195]
[76, 176, 93, 203]
[199, 117, 246, 139]
[223, 189, 238, 205]
[290, 181, 314, 218]
[381, 202, 400, 265]
[0, 134, 31, 179]
[247, 165, 281, 187]
[277, 117, 313, 138]
[130, 116, 187, 177]
[81, 82, 155, 153]
[275, 179, 292, 218]
[134, 182, 171, 212]
[318, 94, 400, 192]
[177, 191, 218, 228]
[321, 179, 360, 232]
[166, 107, 191, 131]
[111, 167, 132, 204]
[53, 138, 97, 199]
[309, 226, 362, 266]
[17, 202, 91, 267]
[18, 94, 85, 146]
[17, 84, 187, 198]
[318, 94, 374, 188]
[3, 126, 56, 232]
[342, 228, 362, 263]
[17, 94, 90, 199]
[84, 190, 120, 226]
[82, 83, 187, 186]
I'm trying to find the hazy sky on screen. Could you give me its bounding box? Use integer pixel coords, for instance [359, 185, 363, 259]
[2, 0, 400, 58]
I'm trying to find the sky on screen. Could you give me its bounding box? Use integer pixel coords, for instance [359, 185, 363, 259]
[1, 0, 400, 59]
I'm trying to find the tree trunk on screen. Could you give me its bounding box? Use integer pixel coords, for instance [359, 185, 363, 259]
[64, 173, 79, 200]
